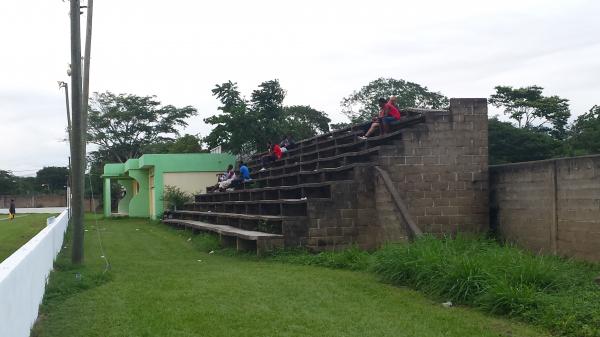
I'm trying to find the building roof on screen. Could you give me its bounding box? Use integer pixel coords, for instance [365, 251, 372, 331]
[102, 153, 237, 178]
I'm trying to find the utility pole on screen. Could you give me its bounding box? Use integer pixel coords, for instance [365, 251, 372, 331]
[81, 0, 93, 159]
[58, 81, 71, 144]
[70, 0, 85, 264]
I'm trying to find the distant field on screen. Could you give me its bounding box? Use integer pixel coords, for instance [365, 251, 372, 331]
[0, 214, 56, 262]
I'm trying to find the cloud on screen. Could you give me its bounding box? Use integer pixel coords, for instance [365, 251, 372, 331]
[1, 0, 599, 173]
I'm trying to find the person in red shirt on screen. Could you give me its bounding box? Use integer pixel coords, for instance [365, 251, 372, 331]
[260, 141, 283, 170]
[359, 97, 402, 139]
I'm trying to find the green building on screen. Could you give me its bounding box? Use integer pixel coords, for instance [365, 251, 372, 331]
[102, 153, 236, 219]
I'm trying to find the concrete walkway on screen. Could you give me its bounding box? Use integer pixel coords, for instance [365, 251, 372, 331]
[0, 207, 65, 214]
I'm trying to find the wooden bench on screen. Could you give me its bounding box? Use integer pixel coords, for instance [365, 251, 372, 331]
[164, 219, 284, 255]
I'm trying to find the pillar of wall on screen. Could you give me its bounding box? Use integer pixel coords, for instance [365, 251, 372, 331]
[376, 98, 489, 235]
[127, 169, 150, 217]
[117, 179, 133, 215]
[103, 178, 111, 218]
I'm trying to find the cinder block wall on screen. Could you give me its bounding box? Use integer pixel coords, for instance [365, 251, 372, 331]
[375, 98, 489, 238]
[490, 155, 600, 261]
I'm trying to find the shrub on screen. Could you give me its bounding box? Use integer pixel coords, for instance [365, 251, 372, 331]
[161, 185, 192, 211]
[371, 235, 600, 337]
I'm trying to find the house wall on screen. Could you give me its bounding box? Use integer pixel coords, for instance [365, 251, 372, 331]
[163, 172, 219, 195]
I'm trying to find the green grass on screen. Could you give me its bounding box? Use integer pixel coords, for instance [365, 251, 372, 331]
[261, 236, 600, 337]
[370, 236, 600, 337]
[0, 213, 56, 261]
[33, 216, 548, 337]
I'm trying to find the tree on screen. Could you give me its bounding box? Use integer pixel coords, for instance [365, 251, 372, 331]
[204, 80, 331, 155]
[36, 166, 69, 193]
[488, 118, 560, 164]
[489, 86, 571, 140]
[568, 105, 600, 155]
[341, 78, 449, 123]
[203, 81, 254, 155]
[87, 92, 197, 162]
[144, 134, 206, 154]
[0, 170, 17, 194]
[281, 105, 330, 140]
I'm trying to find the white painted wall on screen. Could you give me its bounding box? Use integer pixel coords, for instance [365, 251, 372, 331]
[0, 209, 69, 337]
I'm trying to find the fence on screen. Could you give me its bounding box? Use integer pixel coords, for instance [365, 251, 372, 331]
[0, 209, 69, 337]
[1, 194, 98, 211]
[490, 155, 600, 261]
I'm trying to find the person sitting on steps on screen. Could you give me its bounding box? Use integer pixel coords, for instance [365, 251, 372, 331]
[230, 161, 252, 189]
[260, 141, 283, 171]
[280, 135, 295, 153]
[359, 97, 401, 139]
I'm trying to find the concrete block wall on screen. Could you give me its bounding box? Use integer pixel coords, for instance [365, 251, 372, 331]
[490, 155, 600, 262]
[306, 166, 378, 251]
[489, 161, 555, 253]
[377, 98, 489, 236]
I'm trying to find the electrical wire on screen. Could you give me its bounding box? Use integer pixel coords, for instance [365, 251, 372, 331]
[87, 172, 111, 273]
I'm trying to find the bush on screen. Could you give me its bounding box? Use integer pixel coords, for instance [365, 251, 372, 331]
[162, 185, 192, 211]
[371, 235, 600, 337]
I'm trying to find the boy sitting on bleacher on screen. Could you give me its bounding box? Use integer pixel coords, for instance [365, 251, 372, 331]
[359, 96, 401, 139]
[260, 141, 283, 171]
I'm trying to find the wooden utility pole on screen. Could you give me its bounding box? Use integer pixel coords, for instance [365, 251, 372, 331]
[81, 0, 93, 155]
[70, 0, 85, 264]
[59, 82, 71, 144]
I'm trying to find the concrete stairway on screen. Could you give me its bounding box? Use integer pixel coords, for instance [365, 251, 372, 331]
[163, 98, 490, 255]
[163, 114, 426, 254]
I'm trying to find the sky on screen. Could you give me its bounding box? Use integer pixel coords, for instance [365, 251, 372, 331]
[0, 0, 599, 176]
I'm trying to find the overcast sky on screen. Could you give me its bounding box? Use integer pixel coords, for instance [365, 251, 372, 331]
[1, 0, 598, 176]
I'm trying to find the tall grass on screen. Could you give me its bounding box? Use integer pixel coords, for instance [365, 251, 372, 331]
[268, 246, 372, 271]
[371, 235, 600, 337]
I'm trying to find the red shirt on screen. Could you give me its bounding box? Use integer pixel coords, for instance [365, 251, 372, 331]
[273, 144, 282, 159]
[385, 102, 401, 120]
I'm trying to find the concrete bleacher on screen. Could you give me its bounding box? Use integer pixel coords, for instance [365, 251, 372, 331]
[163, 99, 490, 255]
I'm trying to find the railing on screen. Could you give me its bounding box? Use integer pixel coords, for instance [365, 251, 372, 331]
[0, 209, 69, 337]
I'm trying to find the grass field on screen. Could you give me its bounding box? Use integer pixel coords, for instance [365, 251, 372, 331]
[32, 216, 548, 337]
[0, 213, 55, 262]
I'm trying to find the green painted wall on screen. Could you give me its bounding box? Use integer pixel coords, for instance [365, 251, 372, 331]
[117, 179, 133, 214]
[102, 153, 236, 219]
[127, 169, 150, 217]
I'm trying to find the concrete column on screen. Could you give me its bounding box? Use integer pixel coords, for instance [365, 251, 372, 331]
[103, 178, 111, 217]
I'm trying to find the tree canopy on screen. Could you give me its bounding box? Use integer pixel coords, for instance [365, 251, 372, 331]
[489, 85, 571, 140]
[0, 170, 17, 194]
[203, 80, 330, 155]
[36, 166, 69, 193]
[341, 78, 449, 123]
[87, 92, 197, 162]
[488, 118, 560, 165]
[144, 134, 207, 154]
[567, 105, 600, 155]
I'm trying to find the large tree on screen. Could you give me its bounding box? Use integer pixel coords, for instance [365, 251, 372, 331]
[0, 170, 17, 194]
[341, 78, 449, 123]
[87, 92, 197, 162]
[488, 118, 561, 164]
[568, 105, 600, 155]
[204, 80, 330, 155]
[36, 166, 69, 193]
[144, 134, 206, 154]
[489, 86, 571, 140]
